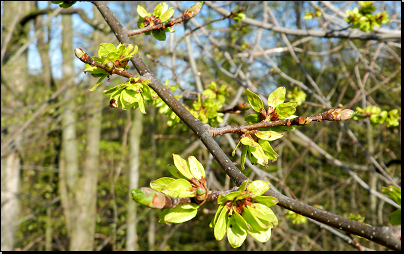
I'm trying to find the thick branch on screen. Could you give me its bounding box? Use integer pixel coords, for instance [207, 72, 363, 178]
[265, 188, 401, 251]
[91, 1, 248, 186]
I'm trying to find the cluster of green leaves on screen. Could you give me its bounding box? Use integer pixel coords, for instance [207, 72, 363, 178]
[354, 106, 399, 127]
[137, 3, 175, 41]
[85, 43, 138, 91]
[150, 154, 207, 224]
[81, 43, 230, 124]
[285, 210, 308, 225]
[286, 86, 307, 106]
[233, 87, 300, 169]
[132, 155, 279, 248]
[155, 81, 229, 128]
[209, 180, 278, 248]
[345, 1, 389, 33]
[103, 77, 154, 113]
[231, 6, 246, 24]
[381, 186, 401, 225]
[304, 5, 323, 20]
[349, 213, 366, 223]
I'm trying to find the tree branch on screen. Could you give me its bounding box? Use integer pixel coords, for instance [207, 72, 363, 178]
[90, 2, 401, 250]
[205, 2, 401, 41]
[207, 109, 354, 136]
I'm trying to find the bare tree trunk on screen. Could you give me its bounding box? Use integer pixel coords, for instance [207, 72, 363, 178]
[127, 109, 143, 250]
[1, 2, 33, 250]
[1, 153, 21, 251]
[58, 13, 81, 250]
[69, 5, 105, 249]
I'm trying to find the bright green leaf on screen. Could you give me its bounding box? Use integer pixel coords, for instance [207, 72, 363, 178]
[247, 180, 271, 197]
[153, 2, 168, 18]
[173, 154, 193, 180]
[188, 156, 205, 180]
[253, 196, 278, 207]
[214, 205, 229, 241]
[267, 87, 286, 108]
[246, 89, 264, 113]
[150, 177, 176, 191]
[161, 179, 195, 198]
[161, 203, 199, 223]
[161, 7, 174, 22]
[255, 131, 284, 141]
[137, 5, 148, 18]
[227, 209, 248, 248]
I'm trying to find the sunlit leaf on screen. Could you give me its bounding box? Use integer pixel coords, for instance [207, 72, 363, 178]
[267, 87, 286, 108]
[246, 89, 264, 113]
[161, 179, 195, 198]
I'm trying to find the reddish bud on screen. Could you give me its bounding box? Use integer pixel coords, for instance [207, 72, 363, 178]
[335, 109, 355, 121]
[298, 116, 312, 125]
[109, 98, 118, 108]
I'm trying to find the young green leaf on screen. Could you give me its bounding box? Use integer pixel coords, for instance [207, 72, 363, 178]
[188, 156, 205, 180]
[153, 2, 168, 17]
[243, 205, 269, 231]
[255, 131, 283, 141]
[89, 75, 107, 92]
[253, 196, 278, 207]
[240, 145, 248, 169]
[245, 113, 261, 124]
[247, 180, 271, 197]
[246, 89, 264, 113]
[152, 29, 167, 41]
[172, 154, 194, 180]
[161, 179, 195, 198]
[276, 101, 297, 120]
[150, 177, 176, 192]
[248, 203, 278, 228]
[161, 203, 199, 223]
[227, 208, 248, 248]
[210, 205, 224, 228]
[160, 7, 174, 23]
[258, 139, 278, 161]
[247, 226, 272, 243]
[267, 87, 286, 108]
[98, 43, 117, 58]
[213, 205, 229, 241]
[137, 5, 148, 18]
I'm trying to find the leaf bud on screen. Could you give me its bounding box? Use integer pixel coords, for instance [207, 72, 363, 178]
[131, 187, 169, 209]
[74, 48, 86, 60]
[105, 62, 114, 72]
[330, 108, 355, 121]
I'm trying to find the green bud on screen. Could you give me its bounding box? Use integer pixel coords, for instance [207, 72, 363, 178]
[131, 187, 167, 209]
[105, 62, 114, 72]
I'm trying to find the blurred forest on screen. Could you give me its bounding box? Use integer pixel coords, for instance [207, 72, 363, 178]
[1, 1, 401, 251]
